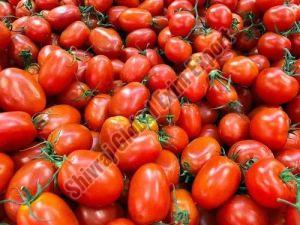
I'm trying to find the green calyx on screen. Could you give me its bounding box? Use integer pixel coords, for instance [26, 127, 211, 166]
[172, 189, 190, 225]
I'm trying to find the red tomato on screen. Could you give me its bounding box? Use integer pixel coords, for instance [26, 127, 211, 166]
[216, 195, 269, 225]
[0, 153, 14, 193]
[128, 163, 170, 224]
[115, 0, 139, 7]
[119, 8, 152, 32]
[58, 150, 123, 208]
[192, 156, 241, 209]
[85, 55, 114, 93]
[109, 82, 149, 118]
[285, 207, 300, 225]
[24, 16, 52, 44]
[126, 28, 157, 50]
[158, 27, 173, 49]
[181, 136, 221, 175]
[0, 68, 46, 115]
[166, 0, 193, 19]
[165, 37, 192, 64]
[15, 0, 36, 17]
[246, 159, 296, 208]
[85, 0, 112, 12]
[199, 124, 221, 143]
[17, 192, 79, 225]
[161, 125, 189, 154]
[0, 22, 11, 50]
[35, 0, 59, 10]
[194, 29, 223, 55]
[144, 48, 164, 66]
[147, 64, 177, 91]
[89, 27, 122, 58]
[169, 11, 195, 37]
[0, 1, 14, 17]
[37, 45, 61, 65]
[108, 6, 128, 28]
[111, 59, 124, 80]
[286, 95, 300, 123]
[284, 130, 300, 149]
[107, 218, 135, 225]
[211, 0, 238, 11]
[277, 148, 300, 174]
[188, 52, 220, 73]
[198, 101, 218, 124]
[290, 33, 300, 57]
[206, 4, 233, 31]
[249, 54, 270, 71]
[256, 0, 284, 12]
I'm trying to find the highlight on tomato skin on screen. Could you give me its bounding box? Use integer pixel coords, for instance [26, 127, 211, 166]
[0, 0, 300, 224]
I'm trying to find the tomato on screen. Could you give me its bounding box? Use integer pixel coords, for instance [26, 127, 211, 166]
[188, 52, 220, 73]
[257, 32, 291, 61]
[35, 0, 59, 10]
[107, 218, 134, 225]
[193, 29, 223, 56]
[199, 124, 221, 143]
[286, 95, 300, 123]
[89, 27, 122, 58]
[17, 192, 79, 225]
[0, 112, 36, 153]
[39, 49, 78, 96]
[85, 0, 112, 12]
[5, 159, 56, 221]
[249, 54, 270, 71]
[0, 68, 46, 115]
[132, 113, 158, 132]
[254, 68, 298, 105]
[0, 1, 14, 17]
[0, 22, 11, 50]
[285, 207, 300, 225]
[149, 89, 181, 124]
[128, 163, 170, 224]
[166, 0, 193, 19]
[290, 34, 300, 57]
[126, 28, 157, 50]
[235, 29, 260, 52]
[120, 54, 151, 83]
[115, 130, 162, 172]
[177, 103, 202, 139]
[246, 159, 297, 208]
[111, 59, 124, 80]
[15, 0, 36, 17]
[284, 130, 300, 149]
[218, 113, 250, 146]
[155, 150, 180, 187]
[170, 189, 200, 225]
[176, 66, 209, 102]
[216, 195, 269, 225]
[119, 8, 152, 32]
[158, 27, 173, 49]
[277, 148, 300, 175]
[34, 104, 81, 139]
[0, 153, 14, 193]
[165, 37, 192, 64]
[76, 203, 124, 225]
[206, 4, 233, 31]
[255, 0, 284, 12]
[108, 6, 128, 28]
[144, 48, 164, 66]
[181, 136, 221, 175]
[115, 0, 139, 7]
[58, 150, 123, 207]
[147, 64, 177, 91]
[109, 82, 149, 118]
[198, 101, 218, 125]
[84, 94, 111, 131]
[211, 0, 238, 11]
[192, 156, 241, 209]
[169, 11, 195, 37]
[222, 56, 259, 86]
[85, 55, 113, 93]
[45, 5, 81, 30]
[24, 16, 52, 44]
[37, 45, 61, 65]
[59, 21, 90, 48]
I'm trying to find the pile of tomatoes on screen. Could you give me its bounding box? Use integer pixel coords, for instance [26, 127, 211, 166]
[0, 0, 300, 224]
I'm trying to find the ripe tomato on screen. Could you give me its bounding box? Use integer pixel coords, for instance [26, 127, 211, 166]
[218, 113, 250, 146]
[58, 150, 123, 208]
[198, 101, 218, 124]
[285, 207, 300, 225]
[0, 153, 14, 193]
[277, 148, 300, 175]
[0, 22, 11, 50]
[161, 125, 189, 154]
[17, 192, 79, 225]
[15, 0, 36, 17]
[24, 16, 52, 44]
[76, 204, 124, 225]
[165, 37, 192, 64]
[37, 45, 61, 65]
[107, 218, 134, 225]
[34, 0, 59, 10]
[0, 1, 13, 17]
[206, 4, 233, 31]
[249, 54, 270, 71]
[286, 95, 300, 123]
[158, 27, 173, 49]
[85, 55, 114, 93]
[0, 68, 46, 115]
[138, 0, 164, 16]
[216, 195, 269, 225]
[89, 27, 122, 58]
[155, 150, 180, 187]
[211, 0, 238, 11]
[147, 64, 177, 91]
[128, 163, 170, 224]
[0, 112, 37, 152]
[199, 124, 221, 143]
[166, 0, 193, 19]
[119, 8, 152, 32]
[108, 6, 128, 28]
[193, 30, 223, 56]
[169, 11, 195, 37]
[115, 0, 139, 7]
[284, 130, 300, 149]
[188, 52, 220, 73]
[192, 156, 241, 209]
[85, 0, 112, 12]
[125, 28, 157, 49]
[246, 159, 296, 208]
[5, 159, 56, 221]
[254, 68, 298, 105]
[255, 0, 284, 12]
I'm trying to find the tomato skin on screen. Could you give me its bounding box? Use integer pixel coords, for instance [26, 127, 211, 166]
[181, 136, 221, 175]
[45, 5, 81, 30]
[218, 113, 250, 146]
[177, 103, 202, 139]
[58, 150, 123, 208]
[285, 207, 300, 225]
[255, 0, 284, 12]
[216, 195, 269, 225]
[120, 54, 151, 83]
[115, 130, 162, 172]
[0, 153, 14, 193]
[85, 55, 114, 93]
[39, 49, 78, 96]
[37, 45, 61, 65]
[5, 159, 55, 222]
[139, 0, 163, 16]
[211, 0, 238, 11]
[249, 54, 270, 71]
[192, 156, 241, 209]
[206, 4, 233, 31]
[108, 6, 128, 28]
[257, 32, 291, 61]
[158, 27, 173, 49]
[126, 28, 157, 50]
[0, 1, 14, 17]
[290, 34, 300, 57]
[119, 8, 152, 32]
[170, 189, 200, 225]
[169, 11, 195, 37]
[188, 52, 220, 73]
[149, 89, 181, 124]
[166, 0, 193, 19]
[161, 125, 189, 154]
[276, 148, 300, 175]
[115, 0, 139, 7]
[15, 0, 36, 17]
[246, 159, 296, 208]
[107, 218, 135, 225]
[0, 68, 46, 115]
[284, 130, 300, 149]
[89, 27, 122, 58]
[109, 82, 149, 118]
[128, 163, 170, 224]
[198, 101, 218, 125]
[85, 0, 112, 12]
[17, 192, 79, 225]
[193, 29, 222, 56]
[254, 68, 298, 105]
[76, 203, 124, 225]
[144, 48, 163, 66]
[155, 150, 180, 187]
[35, 0, 59, 10]
[34, 104, 81, 139]
[199, 124, 221, 143]
[222, 56, 259, 86]
[24, 16, 52, 44]
[59, 21, 90, 48]
[0, 22, 11, 50]
[286, 95, 300, 123]
[147, 64, 177, 91]
[176, 66, 209, 103]
[165, 37, 192, 64]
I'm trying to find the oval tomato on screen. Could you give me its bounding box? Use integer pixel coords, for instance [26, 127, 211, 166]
[161, 125, 189, 154]
[277, 148, 300, 174]
[0, 153, 14, 193]
[118, 8, 152, 32]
